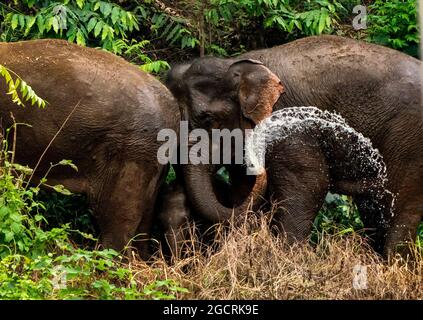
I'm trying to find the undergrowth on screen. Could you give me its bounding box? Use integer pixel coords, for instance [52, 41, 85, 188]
[0, 65, 187, 300]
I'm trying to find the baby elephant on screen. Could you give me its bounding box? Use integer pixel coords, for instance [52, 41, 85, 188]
[246, 107, 394, 254]
[157, 182, 191, 259]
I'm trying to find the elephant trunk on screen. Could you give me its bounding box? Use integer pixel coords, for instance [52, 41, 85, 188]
[183, 164, 267, 223]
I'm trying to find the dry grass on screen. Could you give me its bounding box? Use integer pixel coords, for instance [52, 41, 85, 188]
[128, 215, 422, 300]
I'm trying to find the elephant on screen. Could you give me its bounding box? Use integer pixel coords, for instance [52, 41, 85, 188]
[157, 182, 191, 259]
[244, 106, 393, 252]
[0, 39, 180, 257]
[166, 35, 422, 257]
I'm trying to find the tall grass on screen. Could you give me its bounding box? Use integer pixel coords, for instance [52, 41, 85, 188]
[138, 214, 422, 300]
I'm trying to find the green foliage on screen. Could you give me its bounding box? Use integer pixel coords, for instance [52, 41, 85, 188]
[417, 222, 423, 250]
[2, 0, 138, 49]
[0, 122, 187, 300]
[0, 1, 420, 298]
[216, 166, 231, 185]
[313, 193, 363, 242]
[368, 0, 419, 56]
[165, 164, 176, 185]
[0, 245, 187, 299]
[314, 193, 423, 248]
[0, 1, 169, 73]
[0, 158, 50, 259]
[143, 279, 189, 300]
[201, 0, 347, 54]
[36, 191, 96, 245]
[0, 65, 46, 108]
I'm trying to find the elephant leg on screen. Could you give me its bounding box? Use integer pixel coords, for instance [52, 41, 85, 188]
[132, 167, 165, 260]
[355, 193, 394, 254]
[92, 161, 162, 258]
[267, 139, 330, 243]
[157, 183, 191, 261]
[379, 167, 423, 258]
[383, 192, 423, 259]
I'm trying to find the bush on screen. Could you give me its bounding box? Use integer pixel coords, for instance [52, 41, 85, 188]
[312, 193, 363, 243]
[368, 0, 419, 57]
[0, 0, 169, 73]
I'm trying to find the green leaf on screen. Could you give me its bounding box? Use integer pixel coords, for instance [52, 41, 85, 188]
[166, 24, 180, 42]
[94, 21, 104, 37]
[101, 25, 111, 40]
[19, 14, 25, 29]
[76, 29, 86, 46]
[52, 16, 59, 33]
[24, 16, 36, 35]
[58, 160, 78, 172]
[111, 7, 120, 25]
[36, 14, 45, 33]
[87, 17, 97, 32]
[4, 230, 14, 243]
[120, 9, 127, 25]
[76, 0, 84, 9]
[100, 3, 112, 18]
[12, 163, 33, 175]
[93, 2, 101, 11]
[9, 213, 22, 222]
[0, 207, 11, 219]
[52, 184, 72, 196]
[45, 17, 54, 32]
[11, 14, 19, 30]
[318, 10, 328, 34]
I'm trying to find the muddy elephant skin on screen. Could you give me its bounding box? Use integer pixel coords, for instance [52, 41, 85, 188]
[0, 40, 180, 256]
[166, 35, 422, 257]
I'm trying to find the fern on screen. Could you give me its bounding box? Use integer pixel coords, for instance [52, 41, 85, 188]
[0, 65, 46, 108]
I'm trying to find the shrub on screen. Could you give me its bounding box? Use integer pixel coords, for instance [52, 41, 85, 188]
[368, 0, 419, 57]
[0, 0, 169, 73]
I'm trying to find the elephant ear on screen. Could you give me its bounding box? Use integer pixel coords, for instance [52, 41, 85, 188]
[227, 59, 284, 125]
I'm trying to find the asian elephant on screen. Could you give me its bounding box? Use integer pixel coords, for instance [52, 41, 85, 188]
[0, 39, 180, 257]
[157, 182, 191, 259]
[245, 106, 393, 252]
[166, 35, 422, 257]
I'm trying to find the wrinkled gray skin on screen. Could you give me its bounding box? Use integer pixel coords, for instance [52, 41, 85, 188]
[257, 108, 393, 253]
[167, 57, 283, 223]
[0, 40, 180, 258]
[166, 35, 423, 257]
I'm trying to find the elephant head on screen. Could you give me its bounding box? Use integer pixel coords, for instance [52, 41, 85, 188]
[166, 57, 284, 222]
